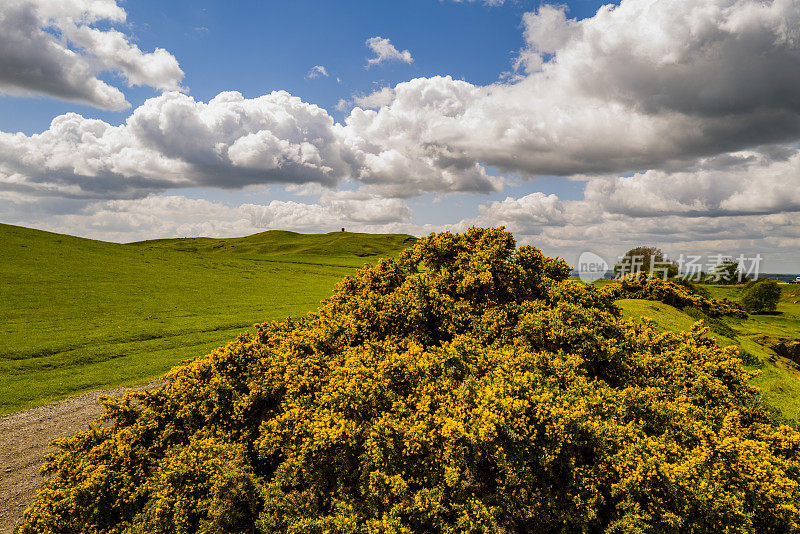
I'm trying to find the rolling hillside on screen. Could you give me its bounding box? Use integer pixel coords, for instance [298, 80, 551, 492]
[129, 229, 415, 266]
[0, 224, 415, 414]
[4, 222, 800, 421]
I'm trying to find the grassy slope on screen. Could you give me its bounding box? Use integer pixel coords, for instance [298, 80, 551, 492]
[0, 224, 415, 414]
[617, 284, 800, 420]
[130, 230, 413, 267]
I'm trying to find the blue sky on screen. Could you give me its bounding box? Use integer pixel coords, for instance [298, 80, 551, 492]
[1, 0, 799, 271]
[0, 0, 593, 223]
[0, 0, 590, 205]
[3, 1, 621, 129]
[0, 0, 544, 132]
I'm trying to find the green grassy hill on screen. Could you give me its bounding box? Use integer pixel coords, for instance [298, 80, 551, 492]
[0, 224, 415, 414]
[130, 230, 414, 266]
[617, 286, 800, 420]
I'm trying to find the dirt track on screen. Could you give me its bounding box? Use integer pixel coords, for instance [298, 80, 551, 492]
[0, 382, 163, 533]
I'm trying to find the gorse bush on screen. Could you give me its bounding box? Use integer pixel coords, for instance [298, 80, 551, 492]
[681, 307, 760, 368]
[18, 228, 800, 533]
[605, 274, 747, 318]
[670, 276, 711, 299]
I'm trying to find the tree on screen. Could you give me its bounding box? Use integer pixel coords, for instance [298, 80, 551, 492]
[712, 258, 745, 284]
[613, 246, 679, 279]
[741, 279, 781, 313]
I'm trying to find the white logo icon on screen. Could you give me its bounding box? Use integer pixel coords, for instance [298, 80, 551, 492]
[577, 251, 609, 283]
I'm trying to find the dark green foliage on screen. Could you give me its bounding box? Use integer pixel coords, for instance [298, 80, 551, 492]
[680, 308, 758, 367]
[683, 307, 737, 338]
[613, 246, 679, 278]
[742, 279, 782, 314]
[713, 259, 745, 284]
[738, 347, 762, 367]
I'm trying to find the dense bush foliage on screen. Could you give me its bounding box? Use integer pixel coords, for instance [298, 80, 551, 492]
[605, 274, 748, 318]
[670, 276, 711, 299]
[741, 279, 782, 314]
[18, 228, 800, 533]
[681, 308, 761, 368]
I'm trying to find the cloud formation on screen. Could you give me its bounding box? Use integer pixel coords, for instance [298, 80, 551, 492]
[306, 65, 329, 79]
[335, 87, 395, 113]
[3, 0, 800, 269]
[457, 146, 800, 269]
[7, 145, 800, 269]
[468, 145, 800, 233]
[1, 192, 412, 243]
[582, 147, 800, 218]
[0, 0, 184, 110]
[353, 87, 395, 109]
[344, 77, 502, 196]
[347, 0, 800, 184]
[365, 37, 414, 68]
[0, 91, 351, 200]
[7, 0, 799, 201]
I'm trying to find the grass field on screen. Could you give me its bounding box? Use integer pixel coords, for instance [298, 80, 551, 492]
[5, 224, 800, 420]
[0, 224, 415, 415]
[617, 284, 800, 420]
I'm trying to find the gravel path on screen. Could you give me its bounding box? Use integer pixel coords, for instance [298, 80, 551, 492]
[0, 382, 164, 533]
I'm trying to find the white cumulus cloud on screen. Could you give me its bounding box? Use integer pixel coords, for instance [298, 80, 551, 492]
[353, 87, 396, 109]
[0, 91, 352, 200]
[0, 0, 184, 110]
[1, 193, 412, 243]
[341, 0, 800, 194]
[7, 0, 800, 202]
[3, 0, 800, 268]
[365, 37, 413, 68]
[457, 146, 800, 270]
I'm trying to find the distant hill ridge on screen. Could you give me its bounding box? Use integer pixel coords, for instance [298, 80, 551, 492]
[2, 223, 416, 259]
[129, 229, 417, 258]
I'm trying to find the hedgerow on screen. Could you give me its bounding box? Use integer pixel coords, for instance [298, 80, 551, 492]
[603, 274, 748, 318]
[17, 228, 800, 533]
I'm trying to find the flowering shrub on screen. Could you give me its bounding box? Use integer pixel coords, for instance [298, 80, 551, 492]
[18, 228, 799, 533]
[604, 274, 748, 318]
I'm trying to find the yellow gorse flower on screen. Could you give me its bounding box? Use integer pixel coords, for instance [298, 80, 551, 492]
[17, 227, 800, 534]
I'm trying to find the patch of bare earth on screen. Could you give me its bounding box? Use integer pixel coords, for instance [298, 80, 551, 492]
[0, 382, 164, 533]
